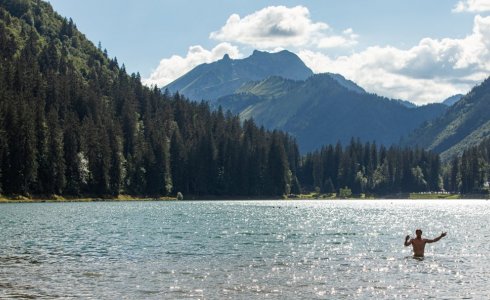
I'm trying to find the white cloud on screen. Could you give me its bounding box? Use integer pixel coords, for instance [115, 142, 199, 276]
[143, 43, 243, 87]
[298, 15, 490, 104]
[209, 5, 357, 49]
[318, 29, 358, 49]
[453, 0, 490, 13]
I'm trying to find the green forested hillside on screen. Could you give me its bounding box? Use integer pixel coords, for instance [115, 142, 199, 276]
[0, 0, 301, 197]
[406, 77, 490, 160]
[216, 74, 447, 152]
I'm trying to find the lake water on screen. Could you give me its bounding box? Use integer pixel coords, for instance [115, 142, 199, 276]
[1, 200, 489, 299]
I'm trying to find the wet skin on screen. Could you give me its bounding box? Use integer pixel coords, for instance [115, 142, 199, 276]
[404, 230, 447, 257]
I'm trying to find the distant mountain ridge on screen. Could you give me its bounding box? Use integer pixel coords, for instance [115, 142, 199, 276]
[404, 78, 490, 160]
[324, 72, 366, 94]
[163, 50, 314, 101]
[394, 99, 417, 108]
[215, 74, 447, 152]
[442, 94, 464, 106]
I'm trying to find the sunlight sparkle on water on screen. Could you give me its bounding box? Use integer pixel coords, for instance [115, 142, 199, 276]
[0, 200, 489, 298]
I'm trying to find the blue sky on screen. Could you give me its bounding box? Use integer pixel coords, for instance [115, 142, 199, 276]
[47, 0, 490, 104]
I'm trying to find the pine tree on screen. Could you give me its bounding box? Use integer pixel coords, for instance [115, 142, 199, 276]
[266, 132, 291, 196]
[46, 108, 66, 195]
[170, 129, 187, 195]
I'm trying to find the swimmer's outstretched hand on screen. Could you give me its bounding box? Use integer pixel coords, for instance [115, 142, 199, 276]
[405, 235, 410, 241]
[440, 232, 447, 237]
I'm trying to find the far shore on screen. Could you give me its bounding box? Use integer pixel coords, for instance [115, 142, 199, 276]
[1, 192, 488, 203]
[0, 194, 177, 203]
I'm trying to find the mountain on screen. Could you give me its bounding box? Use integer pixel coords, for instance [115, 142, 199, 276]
[163, 50, 369, 103]
[215, 74, 447, 152]
[394, 99, 417, 108]
[442, 94, 464, 106]
[405, 78, 490, 160]
[324, 72, 366, 94]
[162, 50, 314, 102]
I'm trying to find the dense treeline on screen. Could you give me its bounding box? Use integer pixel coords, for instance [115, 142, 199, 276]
[0, 0, 301, 197]
[444, 138, 490, 194]
[298, 139, 441, 195]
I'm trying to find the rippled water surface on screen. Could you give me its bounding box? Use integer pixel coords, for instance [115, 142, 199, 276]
[1, 200, 490, 299]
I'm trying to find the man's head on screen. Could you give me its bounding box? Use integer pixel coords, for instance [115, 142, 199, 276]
[415, 229, 422, 238]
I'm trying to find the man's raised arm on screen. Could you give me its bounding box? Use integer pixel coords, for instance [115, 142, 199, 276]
[426, 232, 447, 243]
[404, 235, 411, 246]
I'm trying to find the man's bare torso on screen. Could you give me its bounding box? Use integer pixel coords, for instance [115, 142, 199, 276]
[410, 238, 427, 257]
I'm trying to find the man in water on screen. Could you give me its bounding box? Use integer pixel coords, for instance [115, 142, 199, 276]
[404, 229, 447, 257]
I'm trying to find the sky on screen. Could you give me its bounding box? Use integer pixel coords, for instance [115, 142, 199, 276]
[47, 0, 490, 104]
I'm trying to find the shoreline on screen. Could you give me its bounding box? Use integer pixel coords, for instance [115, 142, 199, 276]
[0, 194, 177, 204]
[1, 193, 488, 203]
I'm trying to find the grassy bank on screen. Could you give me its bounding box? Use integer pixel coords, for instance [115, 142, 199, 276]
[409, 193, 460, 199]
[291, 192, 488, 200]
[291, 193, 374, 200]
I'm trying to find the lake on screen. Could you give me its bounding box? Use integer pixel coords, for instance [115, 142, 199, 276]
[1, 200, 489, 299]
